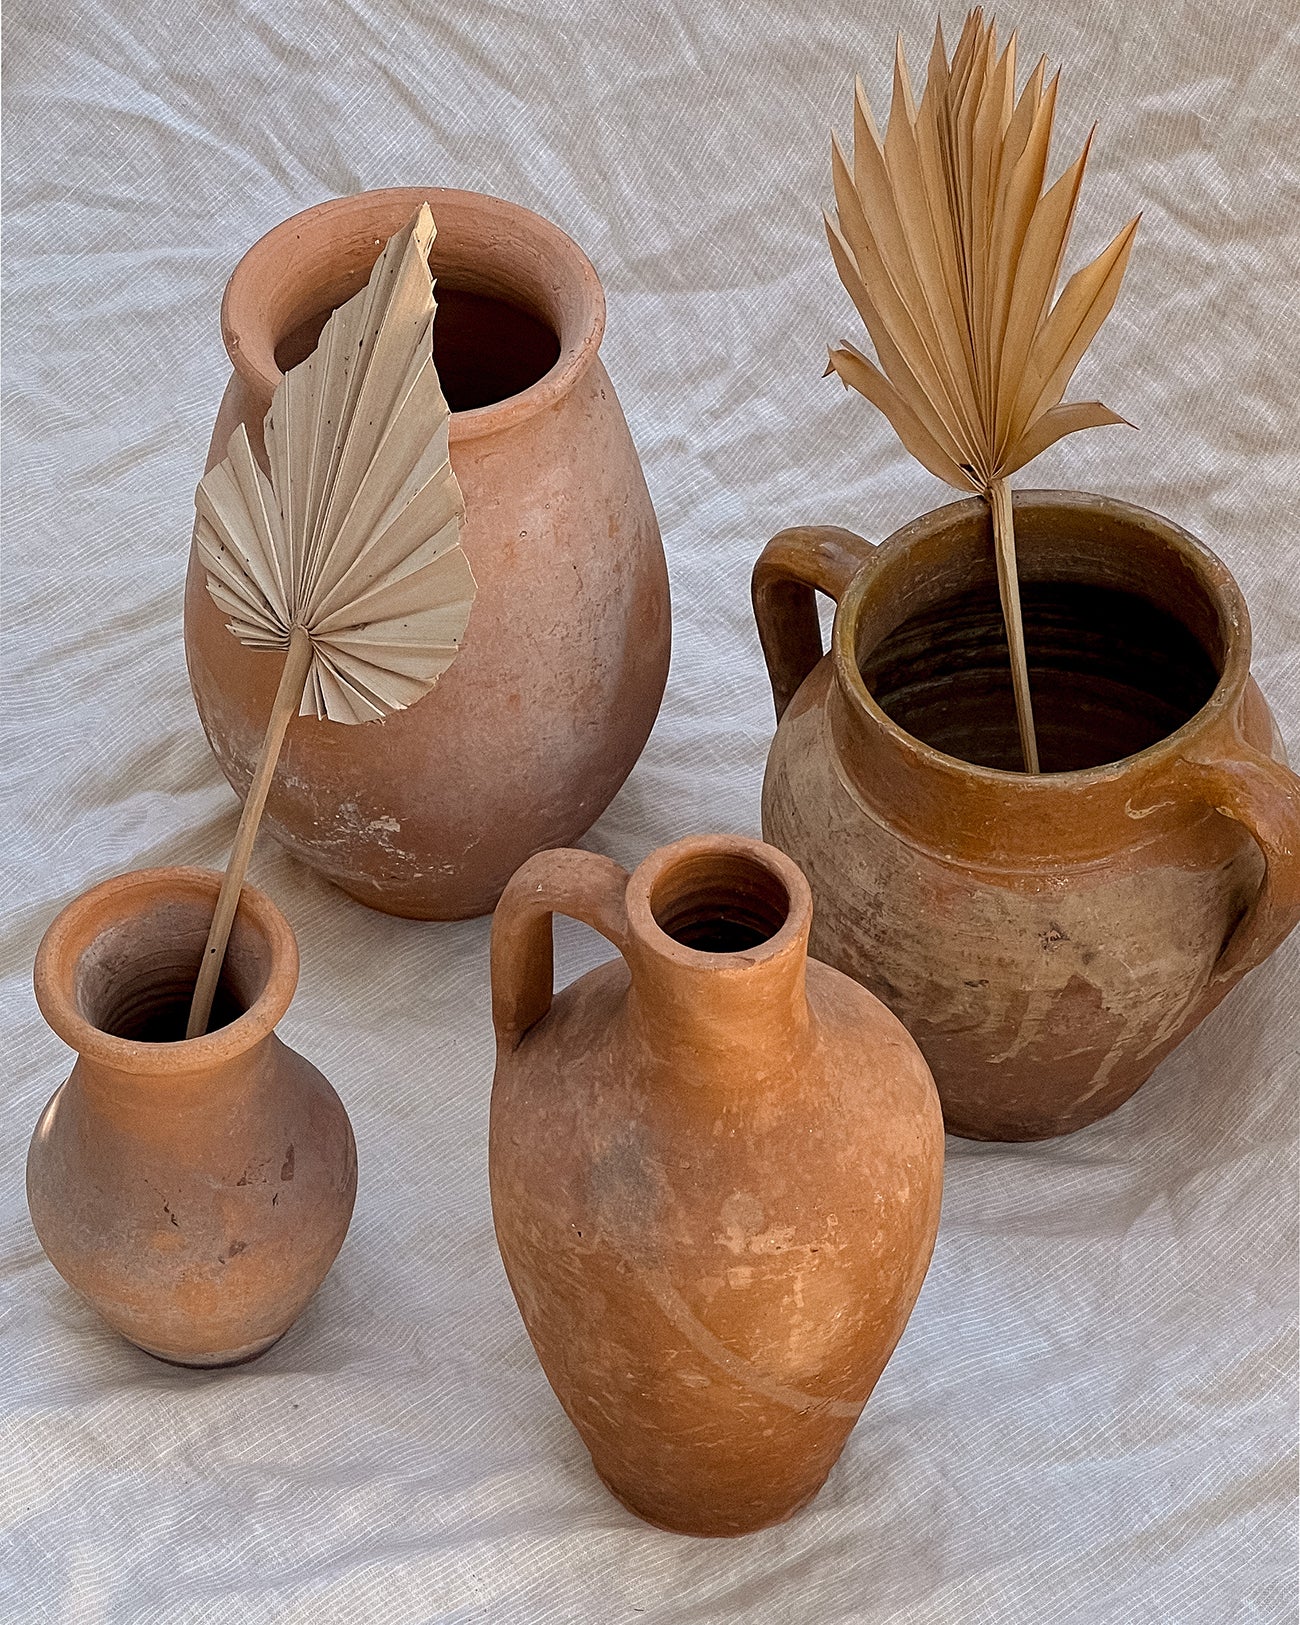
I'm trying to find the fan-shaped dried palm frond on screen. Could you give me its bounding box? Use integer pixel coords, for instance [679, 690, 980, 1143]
[186, 202, 475, 1036]
[196, 202, 474, 726]
[826, 8, 1139, 772]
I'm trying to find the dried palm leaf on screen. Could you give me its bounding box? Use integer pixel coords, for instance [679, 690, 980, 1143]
[186, 202, 475, 1036]
[826, 8, 1139, 771]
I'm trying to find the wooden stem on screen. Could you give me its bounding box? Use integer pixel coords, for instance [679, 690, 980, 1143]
[989, 478, 1040, 774]
[186, 627, 313, 1039]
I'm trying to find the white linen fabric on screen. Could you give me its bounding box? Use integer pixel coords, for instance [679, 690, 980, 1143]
[3, 2, 1297, 1620]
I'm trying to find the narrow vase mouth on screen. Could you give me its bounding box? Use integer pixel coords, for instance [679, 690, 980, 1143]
[221, 186, 606, 443]
[625, 835, 812, 965]
[832, 489, 1251, 790]
[33, 867, 298, 1075]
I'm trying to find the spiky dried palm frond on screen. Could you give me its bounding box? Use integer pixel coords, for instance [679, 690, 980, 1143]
[826, 8, 1139, 770]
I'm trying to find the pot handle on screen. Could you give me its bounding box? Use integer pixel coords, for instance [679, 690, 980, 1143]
[1171, 740, 1300, 988]
[751, 526, 877, 721]
[491, 849, 631, 1048]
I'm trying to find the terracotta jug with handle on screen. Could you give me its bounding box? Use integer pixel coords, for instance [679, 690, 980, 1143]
[752, 490, 1300, 1140]
[488, 834, 943, 1536]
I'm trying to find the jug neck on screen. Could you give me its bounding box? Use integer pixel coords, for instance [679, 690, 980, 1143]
[621, 839, 813, 1096]
[34, 866, 300, 1134]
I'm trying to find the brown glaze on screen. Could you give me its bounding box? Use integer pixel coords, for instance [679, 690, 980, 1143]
[752, 491, 1300, 1141]
[185, 187, 671, 920]
[28, 868, 357, 1366]
[488, 835, 943, 1536]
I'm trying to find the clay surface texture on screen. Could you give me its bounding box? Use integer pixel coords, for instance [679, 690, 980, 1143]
[754, 491, 1300, 1140]
[488, 835, 944, 1536]
[28, 868, 357, 1367]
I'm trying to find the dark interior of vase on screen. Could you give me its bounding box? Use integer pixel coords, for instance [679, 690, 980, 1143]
[274, 286, 562, 412]
[107, 987, 245, 1044]
[651, 854, 790, 953]
[76, 899, 268, 1041]
[860, 578, 1222, 773]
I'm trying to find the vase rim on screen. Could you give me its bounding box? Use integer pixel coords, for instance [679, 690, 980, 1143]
[220, 185, 606, 444]
[624, 833, 812, 969]
[830, 487, 1252, 796]
[33, 866, 299, 1075]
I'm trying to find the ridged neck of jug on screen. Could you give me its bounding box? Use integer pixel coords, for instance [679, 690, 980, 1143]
[827, 490, 1252, 869]
[33, 867, 299, 1112]
[621, 836, 813, 1087]
[220, 185, 606, 443]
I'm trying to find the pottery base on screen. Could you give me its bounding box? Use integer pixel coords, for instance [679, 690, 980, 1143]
[327, 866, 495, 922]
[131, 1330, 287, 1369]
[941, 1065, 1158, 1142]
[593, 1464, 823, 1539]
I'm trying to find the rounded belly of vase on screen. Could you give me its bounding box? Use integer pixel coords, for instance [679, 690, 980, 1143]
[761, 664, 1264, 1140]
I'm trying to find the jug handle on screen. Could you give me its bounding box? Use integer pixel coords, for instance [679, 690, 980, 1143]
[1171, 739, 1300, 988]
[491, 849, 631, 1048]
[751, 526, 876, 721]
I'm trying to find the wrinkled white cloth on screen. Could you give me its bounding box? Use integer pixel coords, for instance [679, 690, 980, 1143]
[3, 2, 1298, 1620]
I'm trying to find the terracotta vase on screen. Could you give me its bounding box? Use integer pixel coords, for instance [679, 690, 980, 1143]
[184, 187, 671, 920]
[28, 867, 357, 1366]
[488, 834, 944, 1536]
[752, 490, 1300, 1142]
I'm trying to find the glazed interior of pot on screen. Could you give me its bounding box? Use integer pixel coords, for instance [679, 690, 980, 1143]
[855, 504, 1228, 774]
[74, 893, 273, 1042]
[275, 284, 562, 412]
[650, 853, 790, 953]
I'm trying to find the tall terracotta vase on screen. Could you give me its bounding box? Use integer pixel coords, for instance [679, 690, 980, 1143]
[185, 187, 671, 920]
[489, 835, 943, 1536]
[28, 868, 357, 1366]
[753, 490, 1300, 1141]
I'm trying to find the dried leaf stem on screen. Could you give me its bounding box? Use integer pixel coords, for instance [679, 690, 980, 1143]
[186, 627, 313, 1038]
[989, 477, 1038, 772]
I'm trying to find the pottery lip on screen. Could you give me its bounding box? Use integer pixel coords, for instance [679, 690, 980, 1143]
[830, 487, 1252, 797]
[623, 834, 812, 970]
[220, 185, 606, 444]
[33, 866, 299, 1077]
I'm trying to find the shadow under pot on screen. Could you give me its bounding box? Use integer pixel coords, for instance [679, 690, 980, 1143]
[752, 490, 1300, 1142]
[184, 186, 671, 920]
[488, 835, 943, 1536]
[28, 867, 357, 1366]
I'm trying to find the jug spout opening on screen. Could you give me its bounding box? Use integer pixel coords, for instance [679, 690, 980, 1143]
[623, 836, 813, 1070]
[648, 847, 792, 955]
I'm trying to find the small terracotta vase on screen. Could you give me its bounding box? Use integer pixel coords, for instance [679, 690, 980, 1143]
[488, 835, 944, 1537]
[185, 187, 671, 920]
[28, 867, 357, 1366]
[752, 490, 1300, 1141]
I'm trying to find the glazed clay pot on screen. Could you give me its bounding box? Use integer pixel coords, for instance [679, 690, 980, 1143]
[28, 867, 357, 1366]
[489, 835, 943, 1536]
[185, 187, 670, 920]
[752, 490, 1300, 1142]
